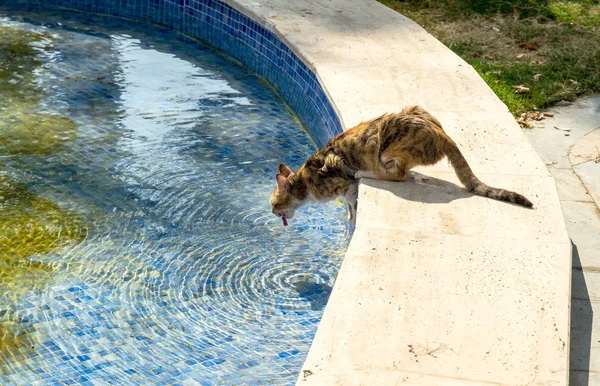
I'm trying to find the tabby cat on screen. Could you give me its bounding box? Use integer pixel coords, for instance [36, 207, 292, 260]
[270, 105, 533, 226]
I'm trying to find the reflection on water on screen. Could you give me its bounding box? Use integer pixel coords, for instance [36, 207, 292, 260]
[0, 5, 350, 385]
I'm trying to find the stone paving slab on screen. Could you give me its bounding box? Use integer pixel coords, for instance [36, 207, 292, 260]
[561, 202, 600, 264]
[548, 168, 594, 203]
[570, 372, 600, 386]
[569, 302, 599, 371]
[573, 161, 600, 208]
[572, 268, 600, 301]
[569, 128, 600, 166]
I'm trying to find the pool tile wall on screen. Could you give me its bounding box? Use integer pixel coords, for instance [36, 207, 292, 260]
[14, 0, 343, 148]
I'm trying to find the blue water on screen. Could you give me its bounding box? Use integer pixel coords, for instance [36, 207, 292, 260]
[0, 7, 350, 385]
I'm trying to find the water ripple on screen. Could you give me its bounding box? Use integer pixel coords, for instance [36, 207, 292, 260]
[0, 7, 350, 385]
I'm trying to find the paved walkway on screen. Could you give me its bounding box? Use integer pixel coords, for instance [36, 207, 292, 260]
[522, 97, 600, 386]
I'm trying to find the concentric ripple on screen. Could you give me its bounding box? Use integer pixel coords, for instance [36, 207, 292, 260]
[0, 6, 350, 385]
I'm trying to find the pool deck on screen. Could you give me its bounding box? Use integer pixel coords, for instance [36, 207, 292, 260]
[228, 0, 572, 384]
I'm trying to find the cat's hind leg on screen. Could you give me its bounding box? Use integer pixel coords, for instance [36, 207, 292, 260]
[370, 157, 409, 181]
[377, 146, 411, 181]
[354, 163, 407, 181]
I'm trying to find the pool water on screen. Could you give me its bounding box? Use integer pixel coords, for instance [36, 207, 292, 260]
[0, 6, 350, 385]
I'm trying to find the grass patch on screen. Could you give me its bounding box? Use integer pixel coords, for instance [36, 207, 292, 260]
[378, 0, 600, 115]
[549, 1, 600, 26]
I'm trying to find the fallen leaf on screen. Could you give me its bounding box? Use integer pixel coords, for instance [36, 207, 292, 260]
[564, 133, 570, 136]
[519, 41, 538, 50]
[554, 126, 571, 132]
[516, 53, 526, 59]
[514, 85, 530, 93]
[517, 118, 532, 128]
[543, 112, 554, 117]
[533, 73, 542, 82]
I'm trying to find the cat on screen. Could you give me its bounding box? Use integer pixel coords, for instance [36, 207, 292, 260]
[270, 105, 533, 226]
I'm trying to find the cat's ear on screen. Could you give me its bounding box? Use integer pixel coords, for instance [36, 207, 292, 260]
[276, 174, 291, 193]
[279, 164, 294, 178]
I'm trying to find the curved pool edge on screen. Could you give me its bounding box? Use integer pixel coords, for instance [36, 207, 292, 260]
[11, 0, 342, 149]
[10, 0, 571, 384]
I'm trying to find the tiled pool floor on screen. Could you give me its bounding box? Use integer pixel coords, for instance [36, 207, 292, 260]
[0, 6, 350, 385]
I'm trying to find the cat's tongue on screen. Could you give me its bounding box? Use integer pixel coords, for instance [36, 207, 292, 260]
[282, 217, 288, 227]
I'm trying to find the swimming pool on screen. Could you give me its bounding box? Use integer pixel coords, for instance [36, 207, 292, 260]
[0, 6, 350, 385]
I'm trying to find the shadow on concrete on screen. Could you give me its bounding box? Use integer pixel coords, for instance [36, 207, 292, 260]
[368, 171, 473, 204]
[364, 171, 537, 208]
[570, 240, 593, 386]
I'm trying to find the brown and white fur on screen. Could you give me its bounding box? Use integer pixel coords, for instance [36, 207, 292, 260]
[270, 105, 533, 226]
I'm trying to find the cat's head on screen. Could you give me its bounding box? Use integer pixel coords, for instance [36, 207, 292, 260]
[270, 164, 302, 226]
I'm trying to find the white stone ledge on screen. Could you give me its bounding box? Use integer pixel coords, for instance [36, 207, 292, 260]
[228, 0, 571, 384]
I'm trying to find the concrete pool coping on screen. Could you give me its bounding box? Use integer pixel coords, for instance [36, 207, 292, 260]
[223, 0, 572, 384]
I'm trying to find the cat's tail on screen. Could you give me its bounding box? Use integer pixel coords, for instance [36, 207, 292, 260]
[440, 133, 533, 208]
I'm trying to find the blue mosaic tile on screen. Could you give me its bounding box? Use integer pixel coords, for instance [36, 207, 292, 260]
[0, 5, 351, 384]
[11, 0, 343, 147]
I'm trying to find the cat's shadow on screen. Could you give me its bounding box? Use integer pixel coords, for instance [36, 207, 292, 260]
[292, 280, 332, 311]
[360, 171, 473, 204]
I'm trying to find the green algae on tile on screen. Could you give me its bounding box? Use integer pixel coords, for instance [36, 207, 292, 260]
[0, 175, 84, 357]
[0, 27, 49, 108]
[0, 26, 47, 54]
[0, 176, 88, 292]
[0, 109, 77, 155]
[0, 26, 77, 155]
